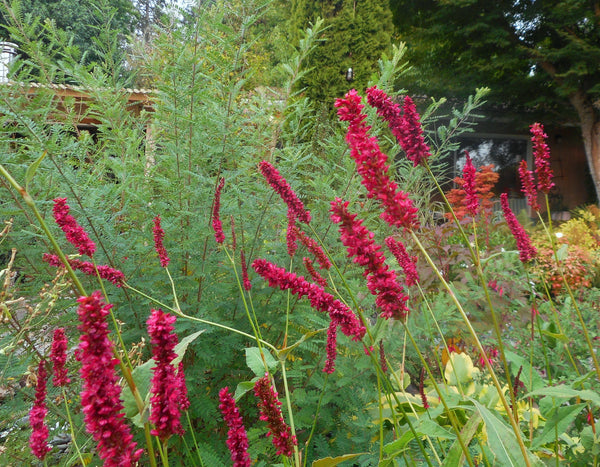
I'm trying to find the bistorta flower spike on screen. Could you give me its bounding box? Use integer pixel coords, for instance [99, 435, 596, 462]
[147, 308, 186, 441]
[219, 387, 251, 467]
[530, 122, 554, 193]
[53, 197, 96, 257]
[43, 254, 125, 287]
[518, 159, 540, 211]
[335, 90, 419, 230]
[153, 215, 170, 267]
[259, 160, 311, 224]
[500, 193, 537, 263]
[29, 360, 51, 461]
[212, 177, 226, 244]
[240, 249, 252, 291]
[463, 152, 478, 216]
[254, 375, 297, 457]
[385, 237, 419, 287]
[50, 328, 70, 386]
[76, 291, 142, 466]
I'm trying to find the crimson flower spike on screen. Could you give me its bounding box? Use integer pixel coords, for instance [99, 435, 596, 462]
[50, 328, 70, 386]
[463, 152, 478, 216]
[331, 198, 409, 321]
[212, 177, 226, 244]
[518, 159, 540, 212]
[29, 360, 50, 461]
[43, 253, 125, 287]
[53, 198, 96, 257]
[500, 193, 537, 263]
[218, 387, 251, 467]
[259, 161, 311, 224]
[385, 237, 419, 287]
[153, 215, 170, 268]
[530, 123, 554, 193]
[335, 90, 419, 230]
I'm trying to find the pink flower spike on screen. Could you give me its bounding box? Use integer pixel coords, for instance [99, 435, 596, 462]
[331, 198, 409, 320]
[294, 227, 331, 269]
[43, 254, 125, 287]
[323, 321, 337, 374]
[147, 308, 185, 441]
[500, 193, 537, 263]
[303, 257, 328, 288]
[401, 96, 432, 167]
[177, 362, 190, 411]
[29, 360, 50, 461]
[365, 86, 406, 144]
[254, 375, 297, 457]
[219, 387, 251, 467]
[240, 249, 252, 291]
[76, 292, 142, 466]
[286, 210, 298, 257]
[259, 161, 311, 224]
[530, 123, 554, 193]
[463, 152, 478, 216]
[385, 237, 419, 287]
[518, 160, 540, 211]
[212, 177, 226, 244]
[50, 328, 70, 387]
[153, 215, 170, 268]
[53, 198, 96, 257]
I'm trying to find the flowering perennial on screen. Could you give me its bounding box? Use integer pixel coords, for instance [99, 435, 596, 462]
[153, 215, 170, 267]
[335, 90, 419, 230]
[530, 123, 554, 193]
[286, 210, 298, 257]
[303, 257, 327, 288]
[294, 226, 331, 269]
[331, 198, 409, 320]
[43, 253, 125, 287]
[52, 197, 96, 257]
[218, 387, 251, 467]
[29, 360, 50, 461]
[254, 375, 297, 457]
[518, 160, 540, 211]
[50, 328, 70, 386]
[212, 177, 226, 244]
[177, 362, 191, 411]
[324, 320, 338, 374]
[500, 193, 537, 263]
[463, 152, 478, 216]
[147, 308, 186, 441]
[259, 160, 311, 224]
[76, 292, 142, 466]
[385, 237, 419, 287]
[240, 250, 252, 291]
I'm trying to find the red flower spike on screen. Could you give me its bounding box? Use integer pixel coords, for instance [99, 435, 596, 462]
[335, 90, 419, 230]
[254, 375, 297, 457]
[323, 321, 337, 374]
[240, 250, 252, 291]
[177, 361, 190, 411]
[259, 160, 311, 224]
[212, 177, 226, 244]
[500, 193, 537, 263]
[385, 237, 419, 287]
[330, 198, 409, 321]
[419, 367, 429, 409]
[518, 160, 540, 211]
[401, 96, 432, 167]
[153, 215, 170, 268]
[52, 198, 96, 257]
[303, 257, 327, 288]
[29, 360, 50, 461]
[147, 308, 185, 441]
[530, 123, 554, 193]
[294, 227, 331, 269]
[286, 210, 298, 257]
[463, 152, 478, 216]
[219, 387, 251, 467]
[50, 328, 70, 386]
[43, 253, 125, 287]
[76, 292, 142, 466]
[365, 86, 407, 145]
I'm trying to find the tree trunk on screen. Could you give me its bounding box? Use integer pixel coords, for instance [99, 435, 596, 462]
[569, 90, 600, 204]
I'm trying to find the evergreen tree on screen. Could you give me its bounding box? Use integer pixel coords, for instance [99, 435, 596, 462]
[290, 0, 394, 108]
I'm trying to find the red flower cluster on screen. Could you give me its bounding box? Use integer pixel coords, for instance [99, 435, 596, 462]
[50, 328, 70, 386]
[463, 152, 478, 216]
[259, 160, 311, 224]
[530, 122, 554, 193]
[76, 292, 142, 466]
[52, 198, 96, 257]
[153, 215, 170, 268]
[29, 360, 50, 461]
[218, 387, 251, 467]
[293, 226, 331, 269]
[254, 375, 297, 457]
[147, 309, 187, 441]
[324, 321, 338, 373]
[335, 90, 419, 230]
[43, 253, 125, 287]
[500, 193, 537, 263]
[240, 250, 252, 291]
[385, 237, 419, 287]
[286, 210, 298, 257]
[365, 87, 432, 167]
[518, 160, 540, 211]
[212, 178, 226, 244]
[330, 198, 409, 321]
[303, 257, 327, 288]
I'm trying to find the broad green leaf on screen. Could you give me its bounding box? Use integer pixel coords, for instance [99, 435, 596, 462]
[524, 386, 600, 406]
[245, 346, 278, 376]
[383, 430, 416, 455]
[539, 329, 569, 343]
[312, 454, 364, 466]
[532, 403, 585, 449]
[504, 350, 545, 391]
[442, 412, 481, 466]
[173, 329, 205, 366]
[234, 379, 258, 401]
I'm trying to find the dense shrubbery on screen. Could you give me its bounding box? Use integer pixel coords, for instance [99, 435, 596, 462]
[0, 1, 599, 466]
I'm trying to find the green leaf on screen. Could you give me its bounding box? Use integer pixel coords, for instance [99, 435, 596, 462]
[531, 403, 585, 449]
[504, 350, 546, 391]
[245, 347, 278, 377]
[173, 329, 205, 366]
[312, 453, 364, 467]
[442, 412, 482, 466]
[25, 150, 47, 191]
[234, 379, 258, 401]
[523, 386, 600, 406]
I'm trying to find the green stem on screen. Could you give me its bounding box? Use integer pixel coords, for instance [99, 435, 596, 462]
[280, 362, 300, 467]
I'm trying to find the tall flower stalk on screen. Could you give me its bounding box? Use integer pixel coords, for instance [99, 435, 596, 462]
[29, 360, 50, 461]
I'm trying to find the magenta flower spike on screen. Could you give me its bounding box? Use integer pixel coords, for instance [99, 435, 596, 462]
[240, 249, 252, 291]
[219, 387, 251, 467]
[518, 159, 540, 211]
[500, 193, 537, 263]
[330, 198, 409, 321]
[76, 292, 143, 466]
[335, 90, 419, 230]
[294, 227, 331, 269]
[385, 237, 419, 287]
[147, 308, 186, 441]
[463, 152, 478, 216]
[212, 177, 226, 244]
[401, 96, 433, 167]
[286, 210, 298, 257]
[254, 375, 297, 457]
[53, 197, 96, 257]
[43, 254, 125, 287]
[323, 320, 338, 374]
[50, 328, 70, 386]
[530, 123, 554, 193]
[303, 257, 328, 288]
[153, 215, 170, 268]
[29, 360, 51, 461]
